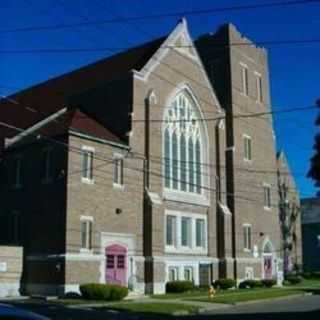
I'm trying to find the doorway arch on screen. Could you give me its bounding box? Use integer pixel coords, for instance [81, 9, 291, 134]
[262, 240, 274, 279]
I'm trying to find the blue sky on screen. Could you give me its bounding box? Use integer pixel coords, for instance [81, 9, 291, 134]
[0, 0, 319, 198]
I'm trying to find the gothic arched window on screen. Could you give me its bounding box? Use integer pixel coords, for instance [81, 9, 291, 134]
[163, 90, 204, 194]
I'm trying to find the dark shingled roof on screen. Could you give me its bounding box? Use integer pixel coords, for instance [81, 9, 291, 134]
[38, 108, 123, 144]
[0, 36, 166, 141]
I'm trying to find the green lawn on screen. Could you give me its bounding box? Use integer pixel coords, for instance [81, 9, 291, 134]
[289, 279, 320, 289]
[188, 288, 304, 304]
[53, 299, 115, 306]
[106, 302, 199, 315]
[151, 290, 208, 300]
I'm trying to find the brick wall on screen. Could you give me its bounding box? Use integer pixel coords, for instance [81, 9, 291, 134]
[0, 245, 23, 297]
[197, 23, 282, 280]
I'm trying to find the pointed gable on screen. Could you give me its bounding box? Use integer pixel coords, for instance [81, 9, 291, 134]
[133, 18, 223, 113]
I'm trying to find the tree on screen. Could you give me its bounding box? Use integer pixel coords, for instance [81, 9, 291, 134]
[308, 99, 320, 195]
[278, 180, 299, 274]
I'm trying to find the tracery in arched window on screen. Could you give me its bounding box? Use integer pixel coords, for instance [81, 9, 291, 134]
[163, 91, 203, 194]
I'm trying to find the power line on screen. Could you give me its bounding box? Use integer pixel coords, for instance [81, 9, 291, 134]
[0, 118, 288, 209]
[1, 0, 319, 34]
[0, 92, 316, 126]
[131, 105, 317, 123]
[1, 38, 320, 54]
[0, 92, 312, 180]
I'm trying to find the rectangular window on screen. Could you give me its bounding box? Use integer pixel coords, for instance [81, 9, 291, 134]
[166, 215, 177, 246]
[80, 219, 92, 250]
[184, 267, 193, 281]
[244, 135, 252, 161]
[117, 255, 125, 269]
[245, 267, 254, 280]
[241, 64, 249, 95]
[12, 157, 22, 187]
[42, 148, 52, 182]
[107, 255, 115, 268]
[82, 149, 94, 181]
[264, 185, 271, 208]
[181, 217, 191, 247]
[113, 158, 124, 186]
[196, 219, 205, 248]
[168, 267, 179, 281]
[243, 225, 252, 250]
[256, 74, 263, 102]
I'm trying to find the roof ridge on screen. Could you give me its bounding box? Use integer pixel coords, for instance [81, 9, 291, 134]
[4, 35, 167, 100]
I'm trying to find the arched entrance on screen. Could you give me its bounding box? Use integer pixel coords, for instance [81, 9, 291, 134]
[105, 244, 127, 286]
[262, 241, 274, 279]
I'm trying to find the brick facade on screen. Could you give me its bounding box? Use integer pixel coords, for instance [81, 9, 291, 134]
[0, 19, 301, 296]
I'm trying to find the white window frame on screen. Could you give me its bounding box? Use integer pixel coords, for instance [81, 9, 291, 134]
[113, 153, 124, 188]
[184, 266, 194, 281]
[41, 147, 53, 184]
[263, 183, 272, 210]
[245, 267, 254, 280]
[80, 216, 93, 253]
[243, 224, 252, 252]
[12, 155, 22, 189]
[243, 134, 252, 161]
[181, 217, 192, 248]
[195, 218, 206, 248]
[81, 146, 94, 184]
[162, 89, 210, 207]
[164, 210, 208, 254]
[240, 62, 249, 96]
[255, 71, 263, 103]
[168, 266, 179, 281]
[166, 215, 177, 248]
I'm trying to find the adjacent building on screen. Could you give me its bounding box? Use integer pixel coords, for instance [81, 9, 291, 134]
[0, 19, 300, 295]
[301, 198, 320, 272]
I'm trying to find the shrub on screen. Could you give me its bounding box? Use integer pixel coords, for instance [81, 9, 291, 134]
[194, 285, 210, 292]
[238, 280, 263, 289]
[301, 272, 312, 279]
[109, 285, 129, 301]
[300, 271, 320, 280]
[283, 280, 290, 286]
[261, 279, 277, 288]
[285, 276, 302, 285]
[79, 283, 128, 301]
[80, 283, 111, 300]
[213, 279, 236, 290]
[166, 281, 194, 293]
[238, 281, 249, 289]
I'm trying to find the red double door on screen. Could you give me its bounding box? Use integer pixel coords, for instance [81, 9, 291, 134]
[105, 244, 127, 286]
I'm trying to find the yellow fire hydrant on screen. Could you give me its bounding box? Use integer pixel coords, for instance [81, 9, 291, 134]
[208, 285, 216, 299]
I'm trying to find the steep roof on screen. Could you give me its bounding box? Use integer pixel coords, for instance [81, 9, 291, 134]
[6, 108, 123, 148]
[42, 108, 123, 143]
[0, 36, 166, 139]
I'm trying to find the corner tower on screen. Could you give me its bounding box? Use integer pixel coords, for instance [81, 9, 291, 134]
[196, 24, 281, 281]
